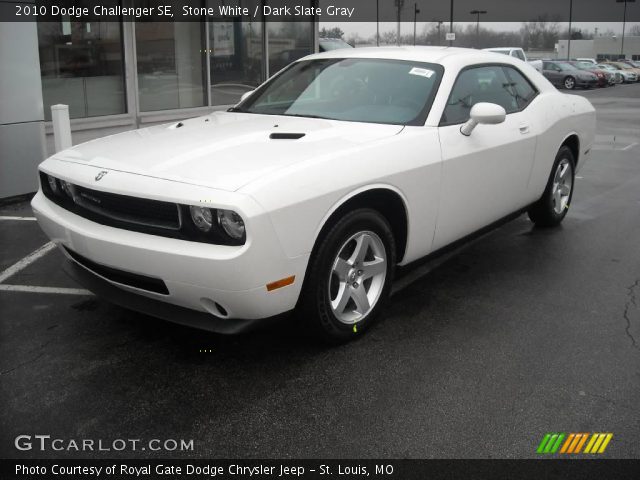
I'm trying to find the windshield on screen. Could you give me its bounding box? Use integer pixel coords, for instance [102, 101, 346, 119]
[575, 62, 594, 70]
[236, 58, 443, 126]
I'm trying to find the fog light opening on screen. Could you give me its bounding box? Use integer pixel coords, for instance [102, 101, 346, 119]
[200, 298, 229, 318]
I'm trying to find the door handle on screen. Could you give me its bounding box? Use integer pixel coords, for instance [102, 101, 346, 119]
[519, 124, 530, 134]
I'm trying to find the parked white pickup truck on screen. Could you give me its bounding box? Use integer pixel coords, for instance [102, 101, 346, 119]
[483, 47, 543, 72]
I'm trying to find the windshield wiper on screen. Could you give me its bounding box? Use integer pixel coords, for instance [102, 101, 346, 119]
[284, 113, 333, 120]
[227, 106, 249, 113]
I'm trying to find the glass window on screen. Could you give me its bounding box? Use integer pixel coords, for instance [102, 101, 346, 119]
[207, 0, 263, 105]
[37, 11, 126, 120]
[267, 21, 313, 76]
[503, 67, 538, 109]
[512, 50, 526, 61]
[441, 66, 523, 125]
[239, 59, 443, 126]
[135, 22, 206, 112]
[209, 19, 263, 105]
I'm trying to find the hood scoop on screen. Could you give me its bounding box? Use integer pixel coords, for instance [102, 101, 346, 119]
[269, 132, 305, 140]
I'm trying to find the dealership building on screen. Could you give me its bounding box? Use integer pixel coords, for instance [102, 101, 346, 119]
[0, 1, 318, 198]
[557, 36, 640, 61]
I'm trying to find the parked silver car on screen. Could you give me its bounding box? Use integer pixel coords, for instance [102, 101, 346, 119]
[596, 64, 625, 84]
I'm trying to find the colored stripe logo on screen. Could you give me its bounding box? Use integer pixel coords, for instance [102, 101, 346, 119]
[537, 433, 613, 454]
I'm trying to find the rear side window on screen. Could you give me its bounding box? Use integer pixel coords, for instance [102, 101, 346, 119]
[502, 66, 537, 109]
[441, 65, 538, 125]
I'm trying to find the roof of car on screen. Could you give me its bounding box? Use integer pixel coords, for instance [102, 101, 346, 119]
[304, 46, 522, 67]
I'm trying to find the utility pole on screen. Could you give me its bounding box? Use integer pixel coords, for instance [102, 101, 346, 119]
[413, 3, 421, 45]
[470, 9, 487, 47]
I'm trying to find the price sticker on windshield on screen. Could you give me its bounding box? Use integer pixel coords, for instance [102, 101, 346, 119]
[409, 67, 435, 78]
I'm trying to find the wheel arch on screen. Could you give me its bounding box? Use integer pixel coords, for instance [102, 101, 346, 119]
[313, 185, 410, 264]
[560, 133, 580, 167]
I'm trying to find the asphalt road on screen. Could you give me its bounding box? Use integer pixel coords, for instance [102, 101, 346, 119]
[1, 84, 639, 460]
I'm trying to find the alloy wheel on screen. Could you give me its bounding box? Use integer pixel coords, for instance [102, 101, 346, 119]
[564, 77, 575, 89]
[329, 231, 387, 324]
[552, 158, 573, 215]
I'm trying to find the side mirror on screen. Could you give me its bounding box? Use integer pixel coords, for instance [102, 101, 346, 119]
[239, 90, 255, 103]
[460, 102, 506, 136]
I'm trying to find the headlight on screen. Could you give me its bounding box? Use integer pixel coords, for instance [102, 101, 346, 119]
[217, 209, 245, 240]
[47, 174, 59, 194]
[189, 206, 213, 232]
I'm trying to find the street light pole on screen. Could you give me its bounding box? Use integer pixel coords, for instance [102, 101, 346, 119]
[616, 0, 636, 58]
[436, 20, 443, 45]
[376, 0, 380, 46]
[470, 9, 487, 47]
[395, 0, 405, 46]
[567, 0, 573, 60]
[449, 0, 454, 46]
[414, 3, 421, 45]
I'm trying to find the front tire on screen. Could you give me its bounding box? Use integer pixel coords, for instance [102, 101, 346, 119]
[298, 209, 396, 344]
[528, 146, 575, 227]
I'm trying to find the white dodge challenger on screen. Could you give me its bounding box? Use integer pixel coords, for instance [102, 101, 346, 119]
[32, 47, 595, 342]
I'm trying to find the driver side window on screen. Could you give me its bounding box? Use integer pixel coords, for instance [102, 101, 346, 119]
[440, 65, 520, 126]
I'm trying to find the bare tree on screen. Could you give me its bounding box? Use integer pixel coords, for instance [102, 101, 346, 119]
[319, 27, 345, 39]
[521, 16, 561, 51]
[379, 30, 397, 46]
[629, 25, 640, 36]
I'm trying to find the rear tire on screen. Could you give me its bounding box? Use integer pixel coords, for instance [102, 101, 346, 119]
[528, 146, 575, 227]
[563, 76, 576, 90]
[298, 209, 396, 344]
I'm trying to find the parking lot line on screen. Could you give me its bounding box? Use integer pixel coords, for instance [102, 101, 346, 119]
[0, 242, 56, 283]
[0, 284, 92, 295]
[0, 216, 37, 221]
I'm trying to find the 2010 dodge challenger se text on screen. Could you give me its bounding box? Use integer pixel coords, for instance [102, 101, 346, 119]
[31, 47, 595, 343]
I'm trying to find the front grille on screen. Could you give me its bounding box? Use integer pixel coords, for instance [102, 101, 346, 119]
[73, 184, 181, 230]
[40, 172, 183, 236]
[64, 247, 169, 295]
[40, 172, 245, 246]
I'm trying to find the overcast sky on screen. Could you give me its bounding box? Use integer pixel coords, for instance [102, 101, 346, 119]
[322, 21, 640, 39]
[317, 0, 640, 37]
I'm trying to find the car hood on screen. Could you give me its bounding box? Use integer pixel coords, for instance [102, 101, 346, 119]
[53, 112, 404, 192]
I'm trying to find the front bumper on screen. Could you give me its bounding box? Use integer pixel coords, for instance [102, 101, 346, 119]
[32, 190, 309, 329]
[576, 78, 597, 87]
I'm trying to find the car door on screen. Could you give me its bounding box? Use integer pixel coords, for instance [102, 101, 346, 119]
[542, 62, 562, 86]
[433, 64, 539, 250]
